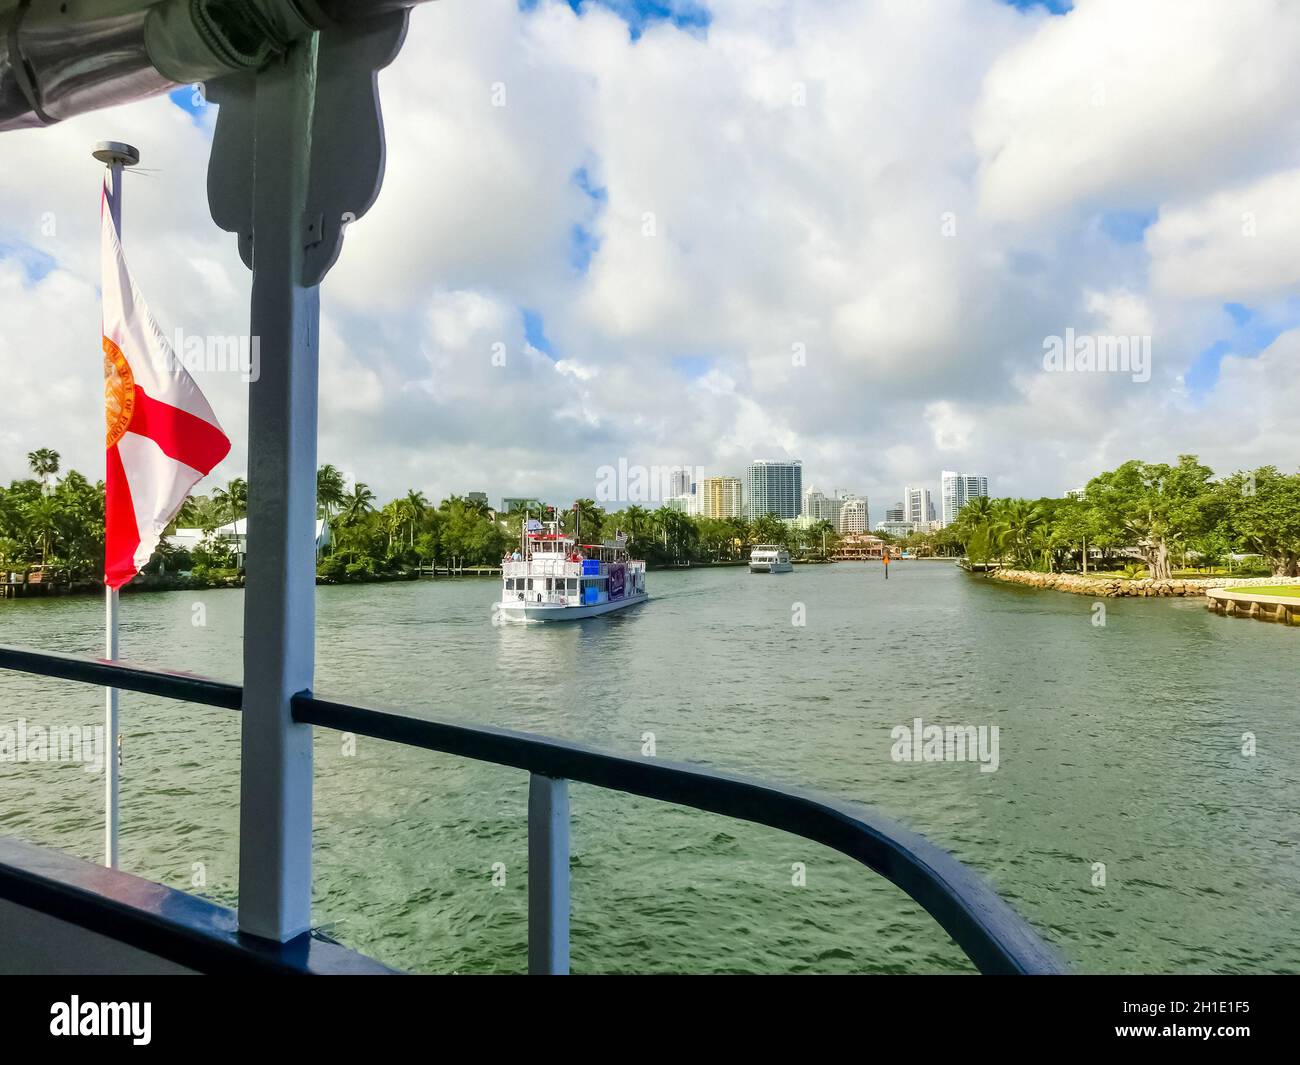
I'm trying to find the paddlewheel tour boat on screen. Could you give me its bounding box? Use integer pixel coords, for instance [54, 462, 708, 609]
[749, 544, 793, 573]
[497, 520, 648, 621]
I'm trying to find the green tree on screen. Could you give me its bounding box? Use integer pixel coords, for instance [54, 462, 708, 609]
[341, 482, 377, 525]
[561, 499, 604, 542]
[809, 519, 838, 559]
[1088, 457, 1214, 580]
[403, 490, 428, 547]
[317, 464, 348, 520]
[1220, 467, 1300, 577]
[27, 448, 60, 492]
[212, 477, 248, 523]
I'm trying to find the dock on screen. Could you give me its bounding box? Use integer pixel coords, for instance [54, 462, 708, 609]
[1206, 587, 1300, 625]
[416, 564, 501, 577]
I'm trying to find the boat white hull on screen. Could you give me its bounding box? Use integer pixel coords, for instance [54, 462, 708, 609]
[495, 593, 650, 622]
[749, 561, 793, 573]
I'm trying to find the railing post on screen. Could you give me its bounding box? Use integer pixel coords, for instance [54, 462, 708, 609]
[527, 773, 570, 974]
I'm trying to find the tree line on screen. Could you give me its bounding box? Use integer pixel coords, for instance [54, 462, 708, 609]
[3, 451, 1295, 583]
[940, 457, 1299, 578]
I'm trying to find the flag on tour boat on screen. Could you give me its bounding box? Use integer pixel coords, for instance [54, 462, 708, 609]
[101, 173, 230, 588]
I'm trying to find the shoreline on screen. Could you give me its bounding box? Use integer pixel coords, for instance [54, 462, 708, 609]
[3, 556, 868, 599]
[979, 568, 1289, 598]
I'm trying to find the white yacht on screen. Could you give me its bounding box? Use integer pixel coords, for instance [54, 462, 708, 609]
[497, 520, 648, 621]
[749, 544, 793, 573]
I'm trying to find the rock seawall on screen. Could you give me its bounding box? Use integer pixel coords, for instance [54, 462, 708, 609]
[982, 570, 1285, 598]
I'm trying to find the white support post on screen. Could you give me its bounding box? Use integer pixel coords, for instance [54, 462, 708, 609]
[528, 774, 570, 975]
[104, 586, 119, 867]
[236, 37, 320, 942]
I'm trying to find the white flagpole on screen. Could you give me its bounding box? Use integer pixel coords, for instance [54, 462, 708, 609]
[94, 141, 138, 869]
[105, 585, 119, 867]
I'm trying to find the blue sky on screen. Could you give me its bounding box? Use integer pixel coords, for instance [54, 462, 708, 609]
[516, 0, 1070, 38]
[0, 242, 56, 284]
[1187, 301, 1300, 395]
[519, 0, 711, 39]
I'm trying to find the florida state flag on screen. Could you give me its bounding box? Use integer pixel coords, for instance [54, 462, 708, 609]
[101, 173, 230, 588]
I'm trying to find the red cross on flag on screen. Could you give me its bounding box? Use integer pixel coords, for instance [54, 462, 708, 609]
[101, 172, 231, 588]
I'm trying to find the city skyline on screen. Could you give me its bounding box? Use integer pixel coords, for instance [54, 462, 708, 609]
[488, 458, 991, 534]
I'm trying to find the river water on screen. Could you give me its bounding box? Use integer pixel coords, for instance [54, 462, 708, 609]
[0, 562, 1295, 973]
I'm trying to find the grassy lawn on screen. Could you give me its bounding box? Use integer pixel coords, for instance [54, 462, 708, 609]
[1226, 585, 1300, 599]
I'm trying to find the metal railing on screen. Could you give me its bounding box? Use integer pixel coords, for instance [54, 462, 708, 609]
[0, 643, 1066, 975]
[503, 559, 582, 579]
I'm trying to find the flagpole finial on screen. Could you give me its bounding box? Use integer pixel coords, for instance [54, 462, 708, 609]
[91, 141, 139, 167]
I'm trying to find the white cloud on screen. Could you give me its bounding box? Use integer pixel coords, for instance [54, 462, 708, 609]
[0, 0, 1297, 520]
[974, 0, 1300, 222]
[1147, 168, 1300, 301]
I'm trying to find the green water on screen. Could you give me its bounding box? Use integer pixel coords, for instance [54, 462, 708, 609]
[0, 562, 1296, 973]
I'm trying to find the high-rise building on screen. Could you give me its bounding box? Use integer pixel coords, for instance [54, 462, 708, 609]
[801, 487, 841, 526]
[837, 496, 869, 534]
[904, 486, 933, 528]
[697, 476, 743, 519]
[745, 460, 802, 519]
[885, 502, 904, 523]
[669, 467, 694, 498]
[941, 471, 989, 525]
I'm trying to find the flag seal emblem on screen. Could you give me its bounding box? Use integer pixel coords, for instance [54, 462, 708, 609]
[103, 335, 135, 448]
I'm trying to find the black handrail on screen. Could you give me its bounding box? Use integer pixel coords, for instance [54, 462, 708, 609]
[0, 643, 1066, 974]
[0, 644, 242, 710]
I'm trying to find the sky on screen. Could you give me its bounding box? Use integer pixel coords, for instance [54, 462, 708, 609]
[1, 0, 1298, 517]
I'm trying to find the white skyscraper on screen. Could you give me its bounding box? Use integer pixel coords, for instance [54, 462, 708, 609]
[837, 496, 869, 534]
[941, 471, 989, 525]
[903, 486, 933, 528]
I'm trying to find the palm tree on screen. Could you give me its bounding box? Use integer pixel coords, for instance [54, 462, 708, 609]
[620, 505, 652, 553]
[563, 499, 603, 542]
[380, 499, 404, 553]
[212, 477, 248, 523]
[404, 489, 427, 547]
[317, 464, 347, 520]
[751, 513, 788, 549]
[27, 448, 59, 494]
[25, 495, 61, 565]
[991, 499, 1043, 568]
[341, 482, 376, 525]
[810, 519, 837, 559]
[651, 506, 698, 563]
